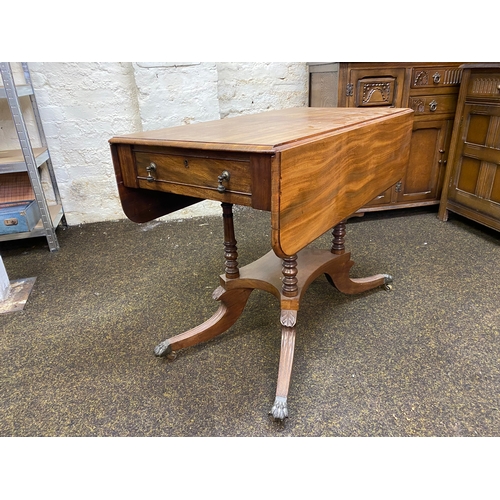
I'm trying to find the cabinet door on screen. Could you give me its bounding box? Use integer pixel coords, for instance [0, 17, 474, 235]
[447, 103, 500, 219]
[345, 68, 406, 108]
[397, 119, 453, 203]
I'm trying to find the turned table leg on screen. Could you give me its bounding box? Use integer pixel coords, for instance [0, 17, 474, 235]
[222, 202, 239, 279]
[331, 220, 346, 255]
[281, 254, 298, 297]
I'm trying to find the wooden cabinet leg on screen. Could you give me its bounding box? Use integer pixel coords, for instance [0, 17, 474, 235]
[438, 207, 449, 222]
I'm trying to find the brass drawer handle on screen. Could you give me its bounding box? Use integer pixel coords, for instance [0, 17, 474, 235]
[217, 170, 230, 192]
[433, 72, 441, 84]
[429, 100, 438, 112]
[146, 162, 156, 182]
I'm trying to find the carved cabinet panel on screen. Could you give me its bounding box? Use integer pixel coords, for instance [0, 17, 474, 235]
[308, 62, 463, 212]
[439, 64, 500, 232]
[346, 68, 405, 108]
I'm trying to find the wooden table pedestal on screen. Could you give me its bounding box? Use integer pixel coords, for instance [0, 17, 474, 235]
[153, 204, 391, 420]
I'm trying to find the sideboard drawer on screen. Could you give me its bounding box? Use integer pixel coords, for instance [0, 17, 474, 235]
[467, 72, 500, 100]
[411, 66, 462, 88]
[409, 94, 458, 116]
[135, 151, 252, 197]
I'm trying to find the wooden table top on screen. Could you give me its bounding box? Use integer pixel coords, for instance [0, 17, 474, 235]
[110, 107, 413, 153]
[110, 107, 414, 257]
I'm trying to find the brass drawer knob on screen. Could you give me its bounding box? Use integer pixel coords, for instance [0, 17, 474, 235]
[217, 170, 230, 192]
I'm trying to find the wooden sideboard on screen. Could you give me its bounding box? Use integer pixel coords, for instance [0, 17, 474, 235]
[309, 62, 464, 212]
[438, 63, 500, 232]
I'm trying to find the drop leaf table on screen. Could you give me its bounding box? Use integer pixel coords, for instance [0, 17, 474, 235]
[110, 107, 413, 420]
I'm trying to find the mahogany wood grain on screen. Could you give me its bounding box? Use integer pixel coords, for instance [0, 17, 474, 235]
[272, 110, 412, 257]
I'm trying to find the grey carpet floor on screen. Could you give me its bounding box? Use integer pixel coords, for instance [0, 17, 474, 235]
[1, 206, 499, 436]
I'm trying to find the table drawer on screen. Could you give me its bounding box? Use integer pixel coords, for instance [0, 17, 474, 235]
[467, 72, 500, 100]
[409, 94, 458, 116]
[411, 66, 462, 88]
[135, 151, 252, 196]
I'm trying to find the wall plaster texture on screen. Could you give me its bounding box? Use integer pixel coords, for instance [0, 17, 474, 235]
[1, 62, 309, 225]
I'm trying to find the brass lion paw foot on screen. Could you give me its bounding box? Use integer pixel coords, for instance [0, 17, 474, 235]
[153, 340, 177, 360]
[269, 396, 288, 420]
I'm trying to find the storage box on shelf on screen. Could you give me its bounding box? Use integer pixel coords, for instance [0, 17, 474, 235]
[0, 172, 39, 234]
[0, 200, 41, 235]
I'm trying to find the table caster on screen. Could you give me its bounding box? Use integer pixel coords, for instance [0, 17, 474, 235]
[383, 274, 393, 291]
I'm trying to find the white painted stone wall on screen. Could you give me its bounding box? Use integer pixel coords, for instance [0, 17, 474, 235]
[217, 62, 310, 119]
[1, 62, 309, 225]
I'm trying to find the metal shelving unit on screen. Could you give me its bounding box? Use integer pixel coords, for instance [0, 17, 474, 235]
[0, 62, 65, 251]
